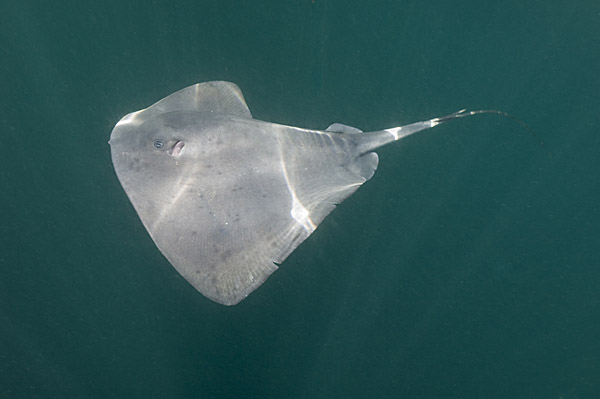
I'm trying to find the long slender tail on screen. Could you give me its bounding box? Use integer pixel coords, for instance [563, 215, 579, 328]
[355, 109, 527, 155]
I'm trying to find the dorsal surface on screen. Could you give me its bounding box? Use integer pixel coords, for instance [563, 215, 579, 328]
[110, 82, 379, 305]
[110, 81, 493, 305]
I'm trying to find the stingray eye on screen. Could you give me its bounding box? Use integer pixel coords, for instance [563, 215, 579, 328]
[153, 140, 164, 149]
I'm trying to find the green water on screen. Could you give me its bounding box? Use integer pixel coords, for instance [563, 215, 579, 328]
[1, 1, 599, 398]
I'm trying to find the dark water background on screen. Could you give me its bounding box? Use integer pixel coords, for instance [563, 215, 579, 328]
[1, 1, 599, 398]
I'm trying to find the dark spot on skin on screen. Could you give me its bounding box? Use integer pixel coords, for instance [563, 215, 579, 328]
[220, 250, 232, 262]
[127, 160, 140, 173]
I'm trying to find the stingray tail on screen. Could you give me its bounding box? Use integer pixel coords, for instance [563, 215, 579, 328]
[355, 109, 511, 155]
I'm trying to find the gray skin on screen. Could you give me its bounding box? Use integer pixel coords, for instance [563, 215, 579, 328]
[109, 81, 486, 305]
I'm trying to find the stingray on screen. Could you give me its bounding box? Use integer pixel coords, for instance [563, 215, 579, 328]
[109, 81, 505, 305]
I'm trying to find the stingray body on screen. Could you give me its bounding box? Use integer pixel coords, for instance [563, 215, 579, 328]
[110, 81, 484, 305]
